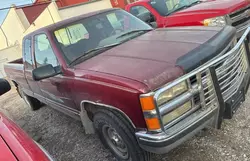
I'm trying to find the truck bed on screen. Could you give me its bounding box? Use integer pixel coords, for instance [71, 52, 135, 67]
[4, 58, 25, 86]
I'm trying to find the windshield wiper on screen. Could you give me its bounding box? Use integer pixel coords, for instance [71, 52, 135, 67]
[116, 29, 152, 40]
[69, 43, 121, 66]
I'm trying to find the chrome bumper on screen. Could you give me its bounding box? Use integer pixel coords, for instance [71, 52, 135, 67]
[136, 106, 218, 154]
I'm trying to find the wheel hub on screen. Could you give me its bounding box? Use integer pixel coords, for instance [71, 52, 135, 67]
[102, 125, 129, 159]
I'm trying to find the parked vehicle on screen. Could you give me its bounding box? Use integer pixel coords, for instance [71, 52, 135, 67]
[0, 79, 53, 161]
[125, 0, 250, 37]
[4, 8, 250, 161]
[0, 78, 11, 95]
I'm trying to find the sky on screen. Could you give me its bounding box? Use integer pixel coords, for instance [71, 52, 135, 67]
[0, 0, 34, 24]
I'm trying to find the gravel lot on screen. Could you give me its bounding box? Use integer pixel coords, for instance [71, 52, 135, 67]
[1, 88, 250, 161]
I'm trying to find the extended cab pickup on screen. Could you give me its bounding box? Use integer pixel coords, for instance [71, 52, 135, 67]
[125, 0, 250, 37]
[4, 8, 250, 161]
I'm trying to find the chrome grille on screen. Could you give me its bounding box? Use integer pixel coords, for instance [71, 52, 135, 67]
[200, 70, 217, 108]
[157, 68, 218, 130]
[229, 6, 250, 33]
[215, 44, 248, 101]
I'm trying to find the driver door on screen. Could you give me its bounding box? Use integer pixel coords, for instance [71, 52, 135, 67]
[33, 33, 77, 111]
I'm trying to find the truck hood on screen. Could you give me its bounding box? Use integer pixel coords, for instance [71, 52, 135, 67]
[174, 0, 248, 16]
[74, 27, 224, 91]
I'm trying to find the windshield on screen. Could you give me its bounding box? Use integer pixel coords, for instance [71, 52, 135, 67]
[149, 0, 200, 16]
[53, 9, 152, 65]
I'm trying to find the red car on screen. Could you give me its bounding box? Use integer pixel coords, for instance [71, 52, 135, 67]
[0, 79, 53, 161]
[125, 0, 250, 38]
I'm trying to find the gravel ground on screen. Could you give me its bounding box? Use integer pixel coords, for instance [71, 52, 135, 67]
[1, 88, 250, 161]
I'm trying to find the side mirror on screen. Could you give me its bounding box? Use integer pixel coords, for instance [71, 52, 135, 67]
[150, 22, 158, 28]
[32, 64, 60, 81]
[149, 13, 156, 22]
[0, 79, 11, 96]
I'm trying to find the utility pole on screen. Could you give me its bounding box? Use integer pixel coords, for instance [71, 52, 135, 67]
[0, 26, 9, 47]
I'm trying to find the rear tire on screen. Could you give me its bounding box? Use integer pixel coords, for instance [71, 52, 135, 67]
[17, 87, 42, 111]
[93, 109, 151, 161]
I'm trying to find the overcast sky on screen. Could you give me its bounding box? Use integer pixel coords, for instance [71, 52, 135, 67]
[0, 0, 34, 24]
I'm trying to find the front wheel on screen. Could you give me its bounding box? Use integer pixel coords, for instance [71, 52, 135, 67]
[93, 110, 150, 161]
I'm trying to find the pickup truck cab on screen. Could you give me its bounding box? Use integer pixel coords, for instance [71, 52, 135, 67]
[4, 8, 250, 161]
[125, 0, 250, 37]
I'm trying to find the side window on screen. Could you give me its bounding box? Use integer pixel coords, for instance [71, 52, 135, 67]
[130, 6, 151, 17]
[34, 34, 59, 68]
[23, 38, 33, 70]
[130, 6, 155, 23]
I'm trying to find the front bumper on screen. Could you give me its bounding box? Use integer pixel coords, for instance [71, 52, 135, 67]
[136, 107, 218, 154]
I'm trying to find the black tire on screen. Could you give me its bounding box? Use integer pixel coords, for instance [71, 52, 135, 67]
[93, 109, 151, 161]
[17, 87, 41, 111]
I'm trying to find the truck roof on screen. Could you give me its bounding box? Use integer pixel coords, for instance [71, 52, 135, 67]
[23, 8, 118, 39]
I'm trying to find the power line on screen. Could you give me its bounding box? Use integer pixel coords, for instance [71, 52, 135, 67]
[0, 0, 33, 7]
[0, 27, 9, 47]
[0, 0, 56, 11]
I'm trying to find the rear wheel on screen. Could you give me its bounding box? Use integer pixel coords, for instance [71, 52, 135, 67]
[17, 87, 42, 111]
[93, 110, 151, 161]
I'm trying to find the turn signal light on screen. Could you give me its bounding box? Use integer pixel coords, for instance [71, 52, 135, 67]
[140, 96, 155, 111]
[145, 118, 161, 131]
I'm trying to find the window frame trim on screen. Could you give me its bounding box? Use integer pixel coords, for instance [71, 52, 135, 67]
[23, 37, 34, 71]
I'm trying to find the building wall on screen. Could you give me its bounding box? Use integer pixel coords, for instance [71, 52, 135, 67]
[59, 0, 112, 20]
[35, 0, 91, 8]
[56, 0, 89, 8]
[24, 2, 62, 35]
[21, 3, 50, 24]
[0, 45, 22, 78]
[15, 8, 30, 30]
[0, 8, 25, 49]
[110, 0, 135, 9]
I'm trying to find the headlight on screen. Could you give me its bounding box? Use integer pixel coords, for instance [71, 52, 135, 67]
[157, 81, 188, 106]
[162, 101, 192, 124]
[203, 16, 226, 27]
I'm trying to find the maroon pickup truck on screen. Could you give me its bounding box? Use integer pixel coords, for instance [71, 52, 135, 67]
[4, 8, 250, 161]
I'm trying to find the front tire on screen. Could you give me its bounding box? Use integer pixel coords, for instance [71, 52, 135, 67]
[17, 87, 42, 111]
[93, 110, 150, 161]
